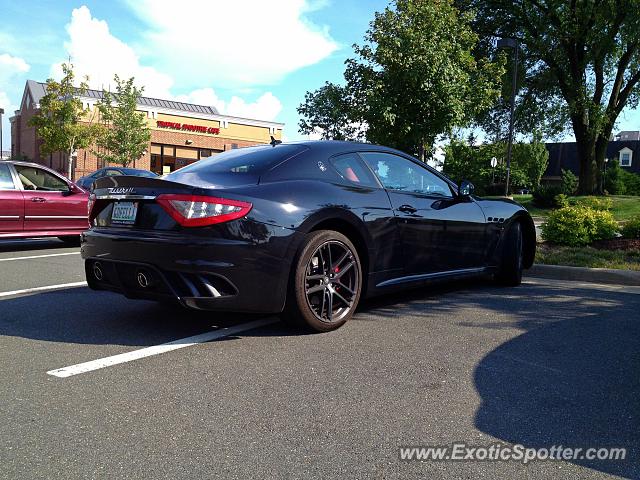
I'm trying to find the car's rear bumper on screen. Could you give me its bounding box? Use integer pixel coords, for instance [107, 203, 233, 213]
[80, 224, 300, 313]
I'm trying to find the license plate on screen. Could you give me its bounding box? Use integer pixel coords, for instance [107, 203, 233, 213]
[111, 201, 138, 224]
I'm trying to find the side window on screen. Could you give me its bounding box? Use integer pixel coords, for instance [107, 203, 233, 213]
[360, 152, 452, 197]
[105, 169, 122, 176]
[329, 153, 379, 188]
[0, 164, 15, 189]
[14, 166, 70, 192]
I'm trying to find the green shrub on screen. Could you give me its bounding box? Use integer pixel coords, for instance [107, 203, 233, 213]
[532, 185, 564, 208]
[574, 196, 613, 211]
[560, 169, 578, 195]
[621, 170, 640, 195]
[622, 215, 640, 239]
[604, 161, 626, 194]
[554, 193, 570, 208]
[541, 206, 619, 246]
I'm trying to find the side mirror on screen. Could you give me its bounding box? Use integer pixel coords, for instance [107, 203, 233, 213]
[62, 183, 79, 196]
[458, 180, 474, 197]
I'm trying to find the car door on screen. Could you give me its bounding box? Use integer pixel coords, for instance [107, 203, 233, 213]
[359, 151, 449, 274]
[0, 163, 24, 233]
[360, 151, 487, 273]
[14, 165, 88, 232]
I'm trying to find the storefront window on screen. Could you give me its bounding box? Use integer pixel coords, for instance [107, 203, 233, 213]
[150, 143, 223, 174]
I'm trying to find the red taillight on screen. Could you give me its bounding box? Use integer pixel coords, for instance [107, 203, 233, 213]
[156, 194, 252, 227]
[87, 194, 96, 222]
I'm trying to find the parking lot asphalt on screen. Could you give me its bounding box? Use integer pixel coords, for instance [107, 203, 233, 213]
[0, 238, 638, 480]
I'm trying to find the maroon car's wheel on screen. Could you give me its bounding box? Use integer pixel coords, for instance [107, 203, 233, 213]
[285, 230, 362, 332]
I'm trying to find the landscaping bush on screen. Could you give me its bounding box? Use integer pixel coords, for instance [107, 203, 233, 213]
[604, 161, 626, 194]
[554, 193, 570, 208]
[541, 206, 618, 246]
[621, 170, 640, 195]
[605, 162, 640, 195]
[532, 184, 564, 208]
[560, 168, 578, 195]
[622, 215, 640, 239]
[574, 196, 613, 211]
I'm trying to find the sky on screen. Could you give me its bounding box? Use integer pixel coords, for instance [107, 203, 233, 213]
[0, 0, 639, 152]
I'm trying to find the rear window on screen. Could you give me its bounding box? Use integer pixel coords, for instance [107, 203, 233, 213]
[165, 144, 308, 186]
[124, 169, 157, 178]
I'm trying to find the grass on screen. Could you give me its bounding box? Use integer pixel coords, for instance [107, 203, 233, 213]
[511, 194, 640, 221]
[535, 243, 640, 270]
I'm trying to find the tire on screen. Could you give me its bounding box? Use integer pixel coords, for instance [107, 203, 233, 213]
[58, 236, 81, 247]
[495, 222, 523, 286]
[284, 230, 362, 332]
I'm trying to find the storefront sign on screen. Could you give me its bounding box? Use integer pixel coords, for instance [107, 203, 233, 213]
[156, 120, 220, 135]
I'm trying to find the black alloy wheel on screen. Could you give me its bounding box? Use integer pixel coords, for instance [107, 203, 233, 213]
[286, 230, 362, 332]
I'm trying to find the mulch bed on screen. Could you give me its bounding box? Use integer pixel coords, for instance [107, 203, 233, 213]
[592, 238, 640, 251]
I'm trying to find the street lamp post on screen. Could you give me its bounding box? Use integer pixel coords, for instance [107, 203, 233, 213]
[497, 38, 519, 197]
[602, 158, 609, 193]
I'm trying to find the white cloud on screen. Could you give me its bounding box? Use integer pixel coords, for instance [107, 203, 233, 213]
[125, 0, 338, 88]
[51, 7, 284, 122]
[0, 54, 30, 81]
[176, 89, 282, 121]
[0, 53, 30, 151]
[50, 6, 174, 98]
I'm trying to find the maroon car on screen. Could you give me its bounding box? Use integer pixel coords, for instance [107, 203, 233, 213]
[0, 160, 89, 243]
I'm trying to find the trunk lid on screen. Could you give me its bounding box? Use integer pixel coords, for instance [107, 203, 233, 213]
[91, 175, 204, 230]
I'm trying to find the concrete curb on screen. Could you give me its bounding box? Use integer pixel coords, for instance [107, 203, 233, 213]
[526, 264, 640, 286]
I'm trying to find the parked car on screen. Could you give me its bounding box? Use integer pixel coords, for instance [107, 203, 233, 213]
[0, 160, 89, 243]
[82, 141, 536, 332]
[76, 167, 158, 190]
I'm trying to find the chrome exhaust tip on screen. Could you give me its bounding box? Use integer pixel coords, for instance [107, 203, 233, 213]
[93, 262, 104, 281]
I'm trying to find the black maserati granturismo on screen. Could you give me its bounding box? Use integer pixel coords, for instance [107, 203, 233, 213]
[81, 141, 535, 332]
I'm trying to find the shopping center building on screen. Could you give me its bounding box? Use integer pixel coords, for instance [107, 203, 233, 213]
[10, 80, 284, 180]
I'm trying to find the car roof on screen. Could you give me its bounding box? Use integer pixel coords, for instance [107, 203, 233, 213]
[1, 160, 54, 169]
[269, 140, 428, 161]
[97, 167, 149, 173]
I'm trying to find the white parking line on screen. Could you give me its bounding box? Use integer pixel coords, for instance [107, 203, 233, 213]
[47, 317, 279, 378]
[0, 252, 80, 262]
[0, 281, 88, 298]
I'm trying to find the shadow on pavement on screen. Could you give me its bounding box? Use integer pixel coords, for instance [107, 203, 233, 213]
[473, 295, 640, 478]
[360, 280, 639, 477]
[0, 238, 72, 253]
[0, 287, 296, 347]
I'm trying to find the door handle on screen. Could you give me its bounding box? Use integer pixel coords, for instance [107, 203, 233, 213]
[31, 197, 46, 203]
[398, 204, 417, 214]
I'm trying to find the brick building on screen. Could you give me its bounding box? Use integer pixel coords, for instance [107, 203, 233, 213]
[10, 80, 284, 180]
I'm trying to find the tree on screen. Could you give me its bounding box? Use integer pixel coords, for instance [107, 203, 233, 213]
[28, 63, 99, 178]
[462, 0, 640, 194]
[442, 138, 548, 194]
[298, 0, 504, 159]
[297, 82, 365, 141]
[95, 75, 151, 167]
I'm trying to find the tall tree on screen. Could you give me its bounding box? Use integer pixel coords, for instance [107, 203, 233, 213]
[463, 0, 640, 194]
[297, 82, 365, 141]
[28, 63, 99, 178]
[95, 76, 151, 167]
[298, 0, 504, 159]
